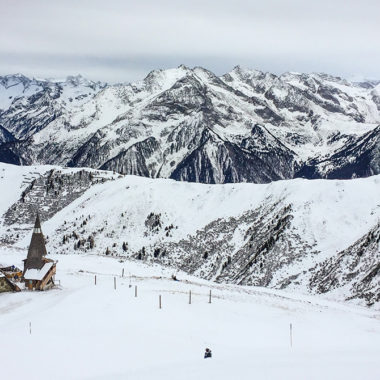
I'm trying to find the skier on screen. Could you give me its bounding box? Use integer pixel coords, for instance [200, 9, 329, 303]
[204, 348, 212, 359]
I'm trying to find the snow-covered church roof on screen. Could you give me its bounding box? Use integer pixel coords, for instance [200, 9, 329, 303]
[24, 262, 54, 281]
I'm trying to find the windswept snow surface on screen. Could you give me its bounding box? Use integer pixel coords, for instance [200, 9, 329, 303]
[0, 248, 379, 380]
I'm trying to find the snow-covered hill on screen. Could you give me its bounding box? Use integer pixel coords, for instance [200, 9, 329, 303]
[0, 248, 379, 380]
[1, 163, 379, 306]
[0, 67, 379, 183]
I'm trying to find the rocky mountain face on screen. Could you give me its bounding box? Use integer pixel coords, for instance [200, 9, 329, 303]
[0, 67, 379, 183]
[310, 222, 380, 306]
[1, 168, 116, 245]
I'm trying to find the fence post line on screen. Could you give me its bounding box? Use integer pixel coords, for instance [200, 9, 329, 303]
[290, 323, 293, 348]
[135, 285, 137, 297]
[29, 322, 32, 335]
[122, 268, 125, 278]
[159, 295, 162, 309]
[209, 290, 212, 304]
[114, 276, 116, 290]
[189, 290, 192, 304]
[95, 275, 97, 285]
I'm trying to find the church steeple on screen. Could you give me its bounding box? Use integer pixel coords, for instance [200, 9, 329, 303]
[33, 213, 42, 234]
[23, 213, 48, 272]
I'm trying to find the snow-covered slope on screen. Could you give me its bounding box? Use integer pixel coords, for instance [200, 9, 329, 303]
[0, 248, 379, 380]
[0, 67, 379, 183]
[310, 221, 380, 304]
[1, 163, 379, 306]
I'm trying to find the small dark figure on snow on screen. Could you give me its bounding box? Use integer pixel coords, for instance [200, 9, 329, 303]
[204, 348, 212, 359]
[171, 274, 178, 281]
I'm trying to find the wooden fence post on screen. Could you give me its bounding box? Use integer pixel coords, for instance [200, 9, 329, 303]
[114, 277, 116, 290]
[159, 295, 162, 309]
[122, 268, 125, 278]
[95, 275, 97, 285]
[290, 323, 293, 348]
[29, 322, 32, 335]
[135, 285, 137, 297]
[209, 290, 212, 304]
[189, 290, 192, 304]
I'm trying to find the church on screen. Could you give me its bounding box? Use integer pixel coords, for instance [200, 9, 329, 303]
[23, 214, 56, 291]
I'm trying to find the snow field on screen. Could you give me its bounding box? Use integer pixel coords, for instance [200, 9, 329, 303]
[0, 249, 379, 380]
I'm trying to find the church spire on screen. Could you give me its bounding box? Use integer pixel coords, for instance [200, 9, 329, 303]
[23, 213, 48, 272]
[33, 212, 42, 234]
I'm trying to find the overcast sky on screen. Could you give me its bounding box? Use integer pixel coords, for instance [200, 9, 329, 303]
[1, 0, 379, 83]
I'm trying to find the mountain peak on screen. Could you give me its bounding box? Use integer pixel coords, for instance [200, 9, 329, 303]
[65, 74, 92, 86]
[230, 65, 265, 78]
[177, 64, 189, 70]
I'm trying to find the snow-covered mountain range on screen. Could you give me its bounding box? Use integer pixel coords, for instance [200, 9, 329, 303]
[0, 67, 379, 379]
[0, 66, 379, 307]
[1, 66, 379, 183]
[1, 163, 379, 307]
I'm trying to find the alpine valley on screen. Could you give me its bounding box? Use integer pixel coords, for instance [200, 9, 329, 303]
[0, 66, 379, 308]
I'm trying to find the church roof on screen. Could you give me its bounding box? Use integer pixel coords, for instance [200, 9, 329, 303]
[24, 262, 54, 281]
[24, 214, 48, 272]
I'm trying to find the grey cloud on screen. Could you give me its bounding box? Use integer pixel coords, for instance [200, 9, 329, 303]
[0, 0, 379, 82]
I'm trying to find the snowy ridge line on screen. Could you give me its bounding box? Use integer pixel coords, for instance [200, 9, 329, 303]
[0, 163, 380, 307]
